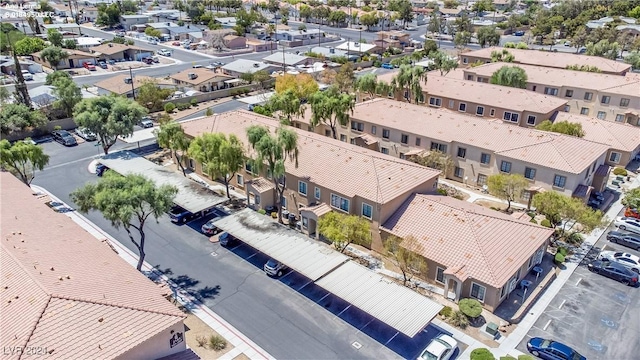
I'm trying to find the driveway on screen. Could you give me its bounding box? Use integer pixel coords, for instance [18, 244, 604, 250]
[517, 217, 640, 359]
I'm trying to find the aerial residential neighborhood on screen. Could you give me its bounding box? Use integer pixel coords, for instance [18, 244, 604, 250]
[2, 0, 640, 359]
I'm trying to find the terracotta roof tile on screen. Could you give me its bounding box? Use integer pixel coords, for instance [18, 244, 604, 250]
[554, 112, 640, 152]
[300, 203, 332, 217]
[95, 74, 174, 95]
[247, 177, 275, 192]
[382, 194, 553, 288]
[91, 43, 147, 55]
[170, 68, 234, 86]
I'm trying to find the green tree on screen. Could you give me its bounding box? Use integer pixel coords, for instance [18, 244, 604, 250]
[319, 212, 372, 253]
[309, 85, 355, 139]
[0, 104, 47, 135]
[235, 8, 258, 34]
[354, 72, 378, 98]
[490, 49, 514, 62]
[136, 80, 174, 112]
[38, 0, 54, 12]
[384, 235, 427, 286]
[570, 26, 589, 53]
[471, 0, 494, 16]
[489, 65, 528, 89]
[275, 73, 319, 99]
[630, 5, 640, 19]
[624, 51, 640, 70]
[188, 133, 245, 198]
[13, 37, 45, 56]
[52, 76, 82, 117]
[0, 139, 50, 185]
[0, 24, 25, 53]
[145, 27, 163, 39]
[458, 298, 483, 319]
[96, 3, 121, 27]
[269, 89, 304, 125]
[245, 125, 299, 223]
[71, 172, 178, 271]
[334, 63, 355, 93]
[535, 120, 585, 137]
[360, 12, 379, 30]
[470, 348, 495, 360]
[476, 26, 501, 48]
[47, 29, 63, 47]
[62, 39, 77, 49]
[487, 173, 529, 212]
[0, 87, 10, 104]
[299, 4, 313, 21]
[73, 96, 147, 154]
[429, 50, 458, 76]
[391, 64, 427, 104]
[622, 188, 640, 210]
[585, 39, 621, 60]
[424, 39, 438, 56]
[40, 46, 68, 70]
[154, 121, 191, 176]
[454, 31, 472, 49]
[427, 12, 443, 36]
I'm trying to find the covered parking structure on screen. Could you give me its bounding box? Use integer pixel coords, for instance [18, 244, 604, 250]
[98, 151, 227, 214]
[213, 208, 443, 337]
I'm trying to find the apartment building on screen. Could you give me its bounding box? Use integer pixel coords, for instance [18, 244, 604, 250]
[180, 111, 441, 251]
[463, 63, 640, 126]
[372, 70, 568, 127]
[295, 99, 610, 201]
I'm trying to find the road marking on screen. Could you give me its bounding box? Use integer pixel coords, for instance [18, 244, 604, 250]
[210, 251, 218, 257]
[384, 331, 400, 345]
[245, 253, 256, 260]
[297, 280, 312, 291]
[42, 154, 100, 171]
[337, 304, 352, 317]
[543, 320, 552, 331]
[351, 341, 362, 350]
[558, 300, 566, 309]
[318, 293, 330, 302]
[575, 278, 582, 286]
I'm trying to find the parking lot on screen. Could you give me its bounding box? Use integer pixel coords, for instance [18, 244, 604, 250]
[518, 219, 640, 359]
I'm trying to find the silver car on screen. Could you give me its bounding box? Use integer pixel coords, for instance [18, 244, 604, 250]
[75, 127, 97, 141]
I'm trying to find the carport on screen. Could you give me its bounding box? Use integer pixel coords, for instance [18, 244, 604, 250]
[214, 209, 443, 337]
[98, 151, 227, 214]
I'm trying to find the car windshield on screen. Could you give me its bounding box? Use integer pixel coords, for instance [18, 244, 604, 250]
[541, 340, 551, 349]
[418, 350, 438, 360]
[266, 259, 278, 268]
[614, 252, 624, 257]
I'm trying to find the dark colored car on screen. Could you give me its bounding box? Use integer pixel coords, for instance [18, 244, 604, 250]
[514, 30, 525, 36]
[169, 205, 214, 224]
[95, 163, 109, 176]
[588, 260, 639, 286]
[526, 338, 586, 360]
[52, 130, 77, 146]
[607, 231, 640, 250]
[98, 61, 108, 69]
[218, 232, 236, 246]
[201, 214, 224, 235]
[141, 57, 154, 65]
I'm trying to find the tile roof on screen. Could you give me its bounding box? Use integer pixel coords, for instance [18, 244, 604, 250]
[464, 62, 640, 97]
[170, 68, 234, 86]
[248, 177, 275, 193]
[376, 70, 568, 114]
[180, 111, 441, 204]
[553, 112, 640, 152]
[300, 203, 333, 217]
[382, 194, 554, 288]
[461, 47, 632, 74]
[347, 99, 610, 174]
[0, 173, 185, 359]
[95, 74, 174, 95]
[91, 43, 147, 55]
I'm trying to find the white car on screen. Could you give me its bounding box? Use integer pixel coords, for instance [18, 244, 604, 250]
[75, 127, 97, 141]
[21, 70, 33, 81]
[417, 334, 458, 360]
[598, 251, 640, 273]
[614, 217, 640, 234]
[157, 49, 172, 56]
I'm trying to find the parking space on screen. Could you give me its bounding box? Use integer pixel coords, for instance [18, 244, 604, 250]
[518, 222, 640, 359]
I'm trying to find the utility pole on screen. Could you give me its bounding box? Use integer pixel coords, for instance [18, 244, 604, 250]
[129, 67, 136, 100]
[318, 22, 321, 48]
[281, 41, 286, 73]
[2, 28, 32, 109]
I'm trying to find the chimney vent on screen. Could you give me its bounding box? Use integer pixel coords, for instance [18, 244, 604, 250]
[124, 77, 132, 84]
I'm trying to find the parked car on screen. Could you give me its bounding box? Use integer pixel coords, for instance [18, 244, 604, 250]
[201, 215, 224, 235]
[141, 57, 154, 65]
[192, 64, 203, 68]
[526, 338, 585, 360]
[218, 232, 236, 246]
[264, 258, 287, 277]
[83, 62, 96, 71]
[51, 130, 77, 146]
[148, 39, 158, 45]
[404, 26, 417, 31]
[172, 41, 181, 46]
[514, 30, 525, 36]
[589, 260, 639, 285]
[157, 49, 172, 56]
[416, 334, 458, 360]
[95, 163, 109, 176]
[138, 117, 154, 128]
[614, 217, 640, 234]
[381, 63, 394, 69]
[607, 231, 640, 250]
[97, 61, 108, 69]
[107, 59, 116, 65]
[598, 251, 640, 273]
[169, 205, 214, 224]
[21, 70, 33, 81]
[75, 127, 97, 141]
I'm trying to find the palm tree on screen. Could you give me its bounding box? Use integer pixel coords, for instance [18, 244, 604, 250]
[391, 64, 427, 104]
[40, 46, 68, 70]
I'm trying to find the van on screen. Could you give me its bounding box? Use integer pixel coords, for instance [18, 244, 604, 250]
[21, 70, 33, 81]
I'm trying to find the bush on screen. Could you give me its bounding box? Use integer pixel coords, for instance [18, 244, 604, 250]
[439, 306, 453, 318]
[613, 167, 628, 176]
[518, 356, 535, 360]
[500, 356, 516, 360]
[164, 102, 175, 113]
[176, 102, 191, 110]
[540, 219, 552, 228]
[554, 252, 565, 264]
[567, 232, 584, 245]
[530, 218, 538, 224]
[373, 60, 382, 67]
[437, 188, 448, 196]
[196, 335, 207, 347]
[458, 298, 483, 318]
[190, 98, 198, 107]
[258, 209, 266, 215]
[558, 247, 568, 256]
[470, 348, 496, 360]
[447, 310, 469, 329]
[208, 335, 227, 351]
[53, 125, 62, 131]
[527, 211, 536, 219]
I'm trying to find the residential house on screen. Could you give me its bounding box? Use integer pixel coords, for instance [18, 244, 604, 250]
[179, 110, 441, 250]
[214, 16, 237, 29]
[74, 37, 105, 49]
[27, 85, 97, 109]
[374, 30, 411, 50]
[41, 23, 82, 36]
[335, 41, 381, 55]
[120, 14, 149, 30]
[373, 70, 568, 127]
[80, 6, 99, 23]
[0, 56, 41, 75]
[460, 47, 632, 75]
[0, 172, 188, 360]
[437, 7, 468, 18]
[246, 38, 277, 52]
[492, 0, 513, 11]
[51, 2, 74, 18]
[32, 49, 97, 69]
[381, 193, 553, 311]
[170, 68, 235, 92]
[585, 16, 637, 30]
[221, 59, 278, 77]
[146, 22, 203, 41]
[223, 34, 247, 50]
[462, 63, 640, 126]
[310, 46, 348, 58]
[295, 99, 611, 200]
[90, 43, 153, 62]
[95, 74, 175, 97]
[263, 52, 311, 68]
[275, 29, 323, 43]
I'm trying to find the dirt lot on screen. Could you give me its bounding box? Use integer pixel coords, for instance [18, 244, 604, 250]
[183, 310, 234, 360]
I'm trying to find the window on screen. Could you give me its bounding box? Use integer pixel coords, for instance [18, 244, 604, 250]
[382, 129, 390, 139]
[399, 153, 405, 159]
[457, 147, 466, 158]
[350, 138, 356, 145]
[609, 152, 621, 163]
[315, 187, 321, 199]
[381, 147, 389, 154]
[564, 105, 570, 112]
[351, 121, 364, 131]
[245, 162, 255, 174]
[470, 282, 486, 302]
[615, 114, 624, 122]
[371, 125, 377, 135]
[524, 167, 536, 180]
[254, 194, 260, 205]
[553, 175, 566, 188]
[236, 174, 244, 187]
[480, 153, 491, 165]
[418, 93, 425, 103]
[500, 161, 512, 173]
[325, 129, 331, 137]
[584, 92, 593, 101]
[620, 98, 630, 107]
[490, 109, 495, 117]
[266, 169, 272, 179]
[401, 134, 409, 144]
[298, 181, 307, 195]
[428, 97, 442, 107]
[340, 134, 347, 142]
[476, 106, 484, 116]
[477, 174, 487, 186]
[448, 100, 455, 108]
[521, 190, 531, 202]
[436, 267, 445, 284]
[580, 107, 589, 115]
[500, 284, 506, 298]
[544, 87, 558, 96]
[362, 203, 373, 219]
[503, 111, 519, 122]
[467, 75, 473, 81]
[281, 196, 286, 208]
[188, 159, 195, 169]
[459, 103, 467, 112]
[565, 89, 573, 98]
[415, 137, 421, 146]
[430, 142, 447, 153]
[601, 96, 610, 104]
[597, 111, 606, 120]
[454, 167, 464, 178]
[527, 115, 536, 125]
[532, 85, 537, 91]
[462, 57, 468, 64]
[330, 193, 350, 212]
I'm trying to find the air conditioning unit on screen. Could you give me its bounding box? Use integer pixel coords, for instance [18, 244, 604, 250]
[124, 77, 132, 84]
[253, 63, 260, 68]
[188, 73, 197, 79]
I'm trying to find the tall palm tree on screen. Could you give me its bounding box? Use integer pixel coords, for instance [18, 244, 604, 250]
[40, 47, 69, 71]
[391, 64, 426, 104]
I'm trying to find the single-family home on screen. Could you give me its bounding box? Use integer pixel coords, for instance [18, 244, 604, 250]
[41, 23, 82, 36]
[374, 30, 411, 49]
[221, 59, 278, 77]
[263, 52, 310, 68]
[120, 15, 149, 30]
[223, 34, 247, 50]
[275, 29, 323, 43]
[170, 68, 235, 92]
[95, 74, 175, 97]
[246, 38, 278, 52]
[90, 43, 153, 62]
[32, 49, 98, 69]
[335, 41, 381, 55]
[492, 0, 513, 11]
[79, 6, 99, 23]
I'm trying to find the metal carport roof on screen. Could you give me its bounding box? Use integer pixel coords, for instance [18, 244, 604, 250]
[212, 208, 349, 281]
[98, 151, 227, 214]
[316, 261, 443, 337]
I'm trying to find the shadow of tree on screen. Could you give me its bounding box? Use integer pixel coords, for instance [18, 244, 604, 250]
[171, 274, 200, 289]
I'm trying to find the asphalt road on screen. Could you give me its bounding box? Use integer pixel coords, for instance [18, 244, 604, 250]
[517, 209, 640, 360]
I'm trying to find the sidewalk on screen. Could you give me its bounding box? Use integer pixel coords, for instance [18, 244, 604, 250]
[30, 184, 275, 360]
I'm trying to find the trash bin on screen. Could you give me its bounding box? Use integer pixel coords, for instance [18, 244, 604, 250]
[486, 322, 499, 336]
[288, 213, 296, 223]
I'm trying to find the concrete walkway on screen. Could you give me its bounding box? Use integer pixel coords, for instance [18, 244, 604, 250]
[439, 178, 529, 209]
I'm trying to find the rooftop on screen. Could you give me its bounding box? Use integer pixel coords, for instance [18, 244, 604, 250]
[90, 42, 147, 55]
[461, 47, 632, 74]
[95, 74, 174, 95]
[180, 111, 441, 204]
[0, 173, 185, 359]
[553, 112, 640, 152]
[335, 41, 378, 53]
[381, 194, 554, 288]
[221, 59, 276, 74]
[170, 68, 234, 85]
[262, 52, 309, 66]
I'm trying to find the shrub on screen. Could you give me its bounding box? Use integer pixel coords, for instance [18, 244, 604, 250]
[500, 356, 517, 360]
[437, 188, 448, 196]
[373, 60, 382, 67]
[613, 167, 628, 176]
[53, 125, 62, 131]
[458, 298, 483, 318]
[558, 247, 568, 256]
[196, 335, 207, 347]
[258, 209, 266, 215]
[164, 102, 175, 113]
[530, 218, 538, 224]
[447, 310, 469, 329]
[176, 102, 191, 110]
[567, 232, 583, 245]
[554, 252, 565, 264]
[470, 348, 496, 360]
[190, 98, 198, 107]
[540, 219, 552, 228]
[453, 194, 464, 200]
[208, 335, 226, 351]
[439, 306, 453, 318]
[527, 211, 536, 219]
[518, 356, 535, 360]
